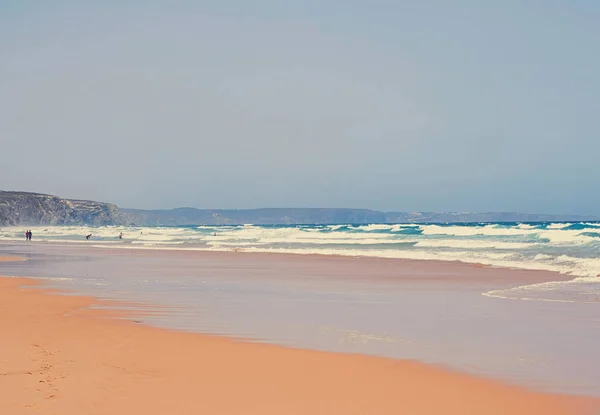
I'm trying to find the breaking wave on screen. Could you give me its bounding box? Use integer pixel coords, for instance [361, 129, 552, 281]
[2, 222, 600, 302]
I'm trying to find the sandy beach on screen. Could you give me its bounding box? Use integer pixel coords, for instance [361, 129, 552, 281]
[0, 255, 26, 262]
[1, 251, 598, 415]
[3, 0, 598, 411]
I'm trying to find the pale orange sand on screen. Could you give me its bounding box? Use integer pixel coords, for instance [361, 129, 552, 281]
[0, 255, 25, 262]
[0, 277, 597, 415]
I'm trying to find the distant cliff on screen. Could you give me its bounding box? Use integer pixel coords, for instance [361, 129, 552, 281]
[0, 191, 125, 226]
[1, 190, 597, 227]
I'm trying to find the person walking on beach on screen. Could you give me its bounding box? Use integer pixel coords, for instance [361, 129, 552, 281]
[28, 230, 32, 241]
[25, 230, 29, 241]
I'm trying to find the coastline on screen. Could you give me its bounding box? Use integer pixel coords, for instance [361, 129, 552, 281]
[0, 239, 579, 287]
[4, 219, 600, 283]
[1, 269, 598, 413]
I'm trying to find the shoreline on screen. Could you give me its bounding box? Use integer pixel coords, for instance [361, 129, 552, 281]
[1, 269, 598, 413]
[1, 240, 578, 288]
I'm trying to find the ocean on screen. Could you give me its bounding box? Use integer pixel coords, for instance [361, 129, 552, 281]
[1, 223, 600, 397]
[2, 222, 600, 303]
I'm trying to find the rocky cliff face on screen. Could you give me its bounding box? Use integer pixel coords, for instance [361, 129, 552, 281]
[2, 190, 597, 227]
[0, 191, 125, 226]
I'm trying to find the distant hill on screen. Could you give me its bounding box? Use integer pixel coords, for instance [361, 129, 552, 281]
[382, 211, 599, 224]
[120, 207, 387, 226]
[122, 207, 599, 226]
[1, 190, 597, 226]
[0, 191, 124, 226]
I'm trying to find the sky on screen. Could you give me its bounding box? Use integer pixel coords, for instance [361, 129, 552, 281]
[1, 1, 599, 214]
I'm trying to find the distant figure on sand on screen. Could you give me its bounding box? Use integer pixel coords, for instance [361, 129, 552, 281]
[25, 230, 30, 241]
[119, 232, 123, 239]
[29, 230, 32, 241]
[86, 234, 92, 240]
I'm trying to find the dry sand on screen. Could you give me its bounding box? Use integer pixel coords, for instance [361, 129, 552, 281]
[0, 274, 598, 415]
[0, 255, 26, 262]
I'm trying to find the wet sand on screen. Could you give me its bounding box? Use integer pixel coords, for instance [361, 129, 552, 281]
[2, 241, 579, 287]
[1, 271, 598, 414]
[0, 255, 25, 262]
[2, 243, 600, 396]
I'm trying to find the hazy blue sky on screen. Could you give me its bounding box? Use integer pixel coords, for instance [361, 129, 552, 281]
[1, 1, 598, 213]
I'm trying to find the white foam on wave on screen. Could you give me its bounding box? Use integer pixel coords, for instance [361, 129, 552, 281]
[351, 224, 420, 232]
[483, 276, 600, 303]
[212, 226, 397, 243]
[208, 238, 417, 247]
[0, 225, 205, 244]
[4, 224, 600, 285]
[546, 223, 572, 229]
[132, 240, 188, 245]
[419, 224, 600, 246]
[415, 240, 537, 250]
[421, 224, 538, 237]
[537, 229, 599, 245]
[352, 224, 392, 231]
[3, 223, 599, 249]
[516, 224, 537, 230]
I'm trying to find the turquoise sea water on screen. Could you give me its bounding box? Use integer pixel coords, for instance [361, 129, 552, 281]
[2, 222, 600, 303]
